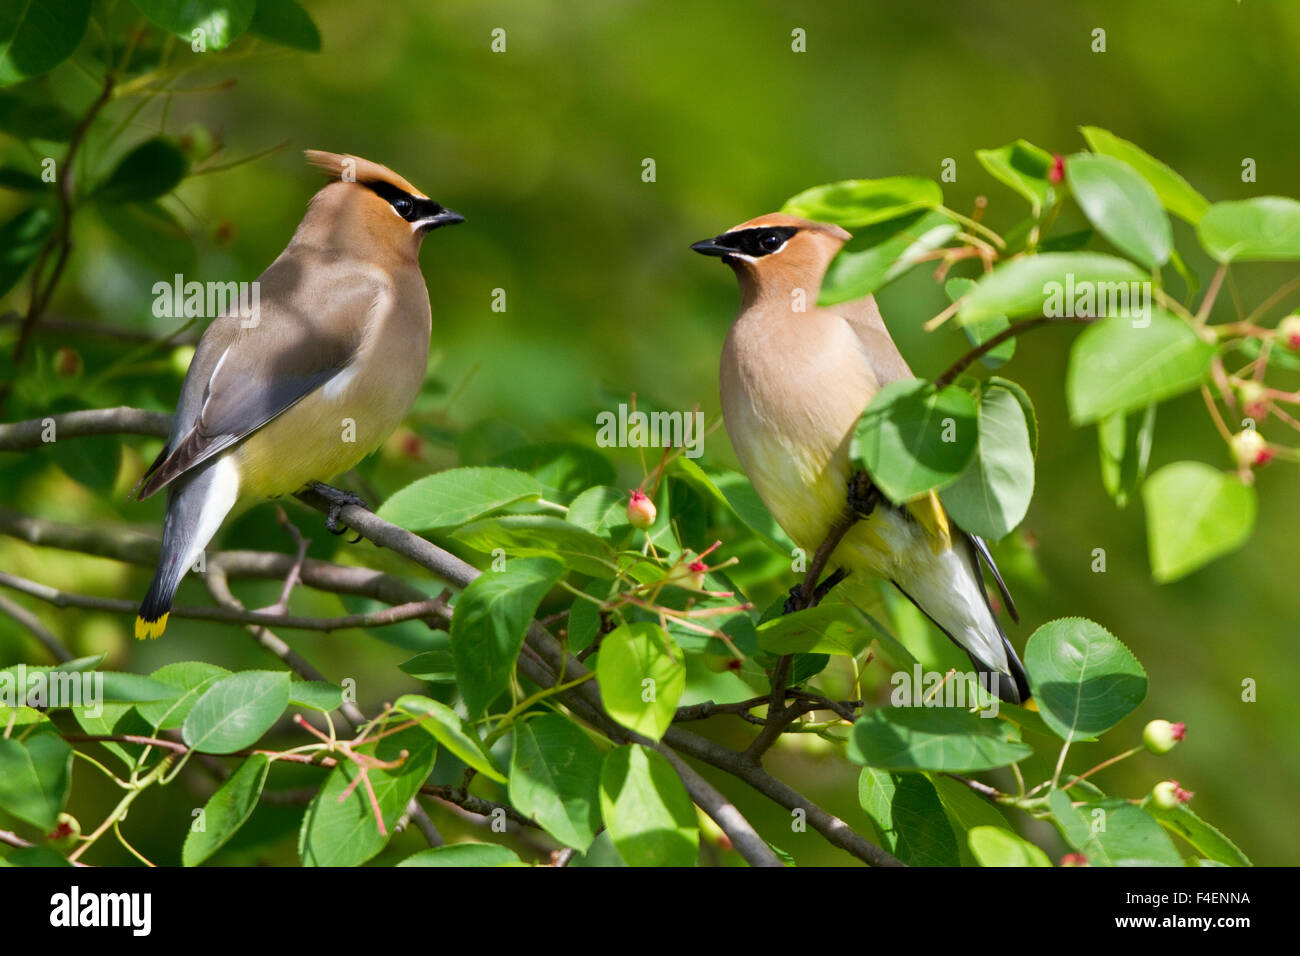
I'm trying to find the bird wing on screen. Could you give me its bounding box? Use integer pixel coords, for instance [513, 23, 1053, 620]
[834, 294, 953, 543]
[966, 531, 1020, 623]
[136, 265, 375, 500]
[837, 293, 914, 386]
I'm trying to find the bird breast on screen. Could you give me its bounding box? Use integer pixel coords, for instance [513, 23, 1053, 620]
[719, 309, 877, 549]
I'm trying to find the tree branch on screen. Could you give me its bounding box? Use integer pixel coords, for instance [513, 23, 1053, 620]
[933, 315, 1095, 389]
[0, 407, 170, 451]
[0, 569, 451, 633]
[0, 408, 903, 867]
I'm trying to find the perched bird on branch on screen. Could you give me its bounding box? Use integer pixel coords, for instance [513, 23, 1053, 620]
[133, 151, 464, 638]
[693, 214, 1031, 703]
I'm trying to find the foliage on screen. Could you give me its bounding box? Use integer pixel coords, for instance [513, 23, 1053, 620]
[0, 2, 1278, 868]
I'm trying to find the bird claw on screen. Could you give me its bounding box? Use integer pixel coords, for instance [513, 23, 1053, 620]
[309, 482, 369, 541]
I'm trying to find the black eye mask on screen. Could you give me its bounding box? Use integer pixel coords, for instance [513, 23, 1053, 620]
[713, 225, 799, 257]
[362, 179, 445, 223]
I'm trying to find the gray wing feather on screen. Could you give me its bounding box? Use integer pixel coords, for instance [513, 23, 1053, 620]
[837, 294, 914, 386]
[137, 257, 375, 499]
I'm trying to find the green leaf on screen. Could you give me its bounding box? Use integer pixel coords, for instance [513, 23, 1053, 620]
[857, 768, 960, 866]
[782, 177, 943, 228]
[509, 714, 603, 851]
[948, 277, 1014, 369]
[398, 649, 456, 682]
[820, 210, 958, 304]
[137, 661, 230, 730]
[0, 86, 76, 139]
[599, 745, 699, 867]
[968, 825, 1051, 866]
[398, 843, 523, 866]
[377, 467, 543, 531]
[986, 376, 1037, 457]
[975, 139, 1055, 214]
[248, 0, 320, 51]
[299, 725, 437, 867]
[97, 671, 182, 703]
[957, 252, 1146, 324]
[289, 681, 343, 713]
[93, 137, 189, 204]
[453, 515, 614, 577]
[1049, 791, 1183, 866]
[95, 200, 196, 276]
[930, 773, 1014, 865]
[44, 396, 121, 490]
[847, 708, 1032, 772]
[1065, 312, 1214, 424]
[1142, 462, 1257, 582]
[565, 579, 608, 654]
[1024, 618, 1147, 741]
[130, 0, 256, 51]
[566, 485, 633, 537]
[489, 442, 616, 499]
[72, 701, 150, 770]
[672, 459, 795, 554]
[0, 734, 71, 829]
[394, 694, 506, 783]
[0, 206, 54, 299]
[450, 556, 564, 716]
[1146, 802, 1250, 867]
[1066, 153, 1172, 269]
[1198, 196, 1300, 262]
[181, 670, 291, 754]
[1097, 404, 1156, 508]
[852, 380, 978, 503]
[1039, 228, 1094, 252]
[940, 385, 1035, 541]
[182, 754, 269, 866]
[1080, 127, 1210, 224]
[596, 622, 685, 742]
[756, 603, 872, 656]
[0, 0, 90, 85]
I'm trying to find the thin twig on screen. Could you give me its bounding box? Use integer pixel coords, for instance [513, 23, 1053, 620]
[0, 569, 451, 632]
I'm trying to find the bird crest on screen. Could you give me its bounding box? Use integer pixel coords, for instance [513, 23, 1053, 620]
[304, 149, 427, 199]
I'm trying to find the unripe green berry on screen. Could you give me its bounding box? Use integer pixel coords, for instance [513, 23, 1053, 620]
[1278, 314, 1300, 351]
[1151, 779, 1193, 810]
[1143, 719, 1186, 754]
[47, 812, 81, 850]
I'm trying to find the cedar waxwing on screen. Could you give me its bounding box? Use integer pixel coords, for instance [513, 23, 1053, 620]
[133, 150, 464, 638]
[693, 214, 1031, 703]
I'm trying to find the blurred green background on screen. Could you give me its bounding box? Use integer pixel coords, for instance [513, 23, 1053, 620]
[2, 0, 1297, 865]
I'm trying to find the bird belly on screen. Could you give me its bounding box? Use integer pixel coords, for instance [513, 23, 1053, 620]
[232, 359, 420, 499]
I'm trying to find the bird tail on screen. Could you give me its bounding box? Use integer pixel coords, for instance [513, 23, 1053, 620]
[136, 456, 240, 639]
[889, 534, 1031, 705]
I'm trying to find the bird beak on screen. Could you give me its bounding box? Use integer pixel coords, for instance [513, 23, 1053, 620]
[690, 236, 732, 258]
[421, 207, 466, 231]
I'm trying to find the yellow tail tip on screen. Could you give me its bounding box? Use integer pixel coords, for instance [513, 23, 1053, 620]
[134, 613, 168, 640]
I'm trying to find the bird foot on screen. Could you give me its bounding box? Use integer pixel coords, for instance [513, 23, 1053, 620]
[308, 482, 369, 542]
[848, 471, 880, 519]
[783, 585, 808, 615]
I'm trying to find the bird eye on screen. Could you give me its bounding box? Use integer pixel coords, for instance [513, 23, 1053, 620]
[392, 197, 414, 219]
[758, 231, 784, 252]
